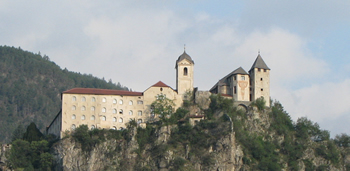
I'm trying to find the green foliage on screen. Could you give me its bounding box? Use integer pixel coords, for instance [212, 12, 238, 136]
[269, 101, 294, 135]
[334, 133, 350, 147]
[8, 139, 31, 168]
[0, 45, 128, 142]
[23, 122, 44, 143]
[295, 117, 329, 142]
[136, 125, 156, 153]
[171, 157, 187, 170]
[251, 97, 266, 111]
[151, 94, 176, 124]
[11, 124, 25, 142]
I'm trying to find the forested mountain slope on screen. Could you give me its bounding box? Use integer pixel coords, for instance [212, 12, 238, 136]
[0, 46, 128, 142]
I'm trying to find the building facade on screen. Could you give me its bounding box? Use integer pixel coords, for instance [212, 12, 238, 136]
[210, 54, 270, 107]
[47, 51, 271, 138]
[47, 51, 195, 138]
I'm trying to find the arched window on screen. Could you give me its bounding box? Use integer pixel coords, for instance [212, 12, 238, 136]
[113, 117, 117, 122]
[102, 107, 106, 113]
[119, 109, 123, 114]
[102, 116, 106, 121]
[184, 67, 188, 76]
[91, 106, 95, 111]
[112, 126, 116, 130]
[113, 99, 117, 104]
[72, 114, 76, 120]
[138, 110, 142, 116]
[91, 115, 95, 120]
[81, 106, 86, 111]
[102, 97, 106, 103]
[91, 97, 96, 102]
[71, 124, 76, 130]
[119, 127, 124, 130]
[81, 115, 86, 120]
[129, 110, 133, 115]
[91, 125, 95, 129]
[72, 96, 76, 101]
[81, 97, 86, 102]
[138, 119, 142, 124]
[129, 100, 133, 105]
[119, 118, 123, 123]
[113, 108, 117, 114]
[72, 105, 76, 111]
[119, 100, 123, 105]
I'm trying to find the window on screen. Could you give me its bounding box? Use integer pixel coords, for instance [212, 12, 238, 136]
[72, 96, 76, 101]
[234, 86, 237, 94]
[113, 108, 117, 114]
[102, 97, 106, 103]
[138, 119, 142, 124]
[184, 67, 188, 76]
[91, 97, 96, 102]
[112, 126, 116, 130]
[264, 69, 267, 72]
[119, 100, 123, 105]
[91, 106, 95, 111]
[91, 115, 95, 120]
[261, 88, 264, 91]
[234, 76, 236, 80]
[160, 88, 163, 91]
[81, 97, 86, 102]
[241, 76, 245, 80]
[129, 110, 133, 115]
[113, 99, 117, 104]
[138, 110, 142, 116]
[102, 107, 106, 113]
[91, 125, 95, 129]
[119, 118, 123, 123]
[137, 100, 143, 104]
[258, 68, 261, 72]
[102, 116, 106, 121]
[72, 114, 76, 120]
[129, 100, 133, 105]
[119, 127, 124, 130]
[113, 117, 117, 122]
[260, 78, 263, 81]
[72, 105, 76, 111]
[119, 109, 123, 114]
[71, 124, 76, 130]
[81, 106, 86, 111]
[81, 115, 85, 120]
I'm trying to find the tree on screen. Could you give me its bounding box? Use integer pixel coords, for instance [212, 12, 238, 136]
[23, 122, 44, 143]
[150, 94, 175, 123]
[334, 133, 350, 147]
[8, 139, 31, 168]
[11, 124, 25, 142]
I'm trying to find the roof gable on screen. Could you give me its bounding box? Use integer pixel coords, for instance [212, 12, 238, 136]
[63, 88, 143, 96]
[249, 54, 270, 71]
[175, 51, 194, 67]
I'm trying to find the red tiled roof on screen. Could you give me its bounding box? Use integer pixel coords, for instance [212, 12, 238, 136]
[151, 81, 171, 87]
[221, 94, 233, 97]
[188, 115, 205, 118]
[63, 88, 143, 96]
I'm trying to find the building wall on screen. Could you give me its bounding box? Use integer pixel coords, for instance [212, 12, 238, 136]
[176, 59, 194, 97]
[61, 93, 146, 137]
[233, 74, 250, 101]
[47, 111, 62, 138]
[250, 68, 270, 106]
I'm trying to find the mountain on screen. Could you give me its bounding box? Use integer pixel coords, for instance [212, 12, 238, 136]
[0, 46, 128, 142]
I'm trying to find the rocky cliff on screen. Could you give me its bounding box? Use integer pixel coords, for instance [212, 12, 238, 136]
[51, 95, 350, 171]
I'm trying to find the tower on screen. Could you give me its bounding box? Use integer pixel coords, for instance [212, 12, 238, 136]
[175, 50, 194, 97]
[249, 54, 270, 106]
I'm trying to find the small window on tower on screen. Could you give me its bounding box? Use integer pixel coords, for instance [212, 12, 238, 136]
[234, 86, 237, 94]
[258, 68, 261, 72]
[261, 88, 263, 91]
[260, 78, 263, 81]
[241, 76, 245, 80]
[264, 69, 267, 72]
[184, 67, 188, 76]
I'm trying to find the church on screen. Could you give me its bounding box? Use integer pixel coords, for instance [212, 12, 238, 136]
[47, 50, 270, 138]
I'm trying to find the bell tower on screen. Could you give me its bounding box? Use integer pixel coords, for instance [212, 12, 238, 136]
[249, 53, 270, 106]
[176, 50, 194, 97]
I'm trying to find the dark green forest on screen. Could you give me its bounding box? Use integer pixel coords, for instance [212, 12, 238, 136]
[0, 45, 128, 142]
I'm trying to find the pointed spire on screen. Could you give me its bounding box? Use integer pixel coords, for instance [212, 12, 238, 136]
[249, 53, 270, 71]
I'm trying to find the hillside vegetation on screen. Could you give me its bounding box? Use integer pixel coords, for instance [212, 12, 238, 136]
[27, 95, 350, 170]
[0, 46, 128, 142]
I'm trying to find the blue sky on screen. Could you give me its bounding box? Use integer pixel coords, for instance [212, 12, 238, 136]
[1, 0, 350, 136]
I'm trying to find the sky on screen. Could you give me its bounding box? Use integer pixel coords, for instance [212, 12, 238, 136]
[1, 0, 350, 137]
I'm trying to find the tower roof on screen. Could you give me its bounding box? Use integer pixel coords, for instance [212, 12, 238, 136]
[249, 54, 270, 71]
[176, 51, 194, 67]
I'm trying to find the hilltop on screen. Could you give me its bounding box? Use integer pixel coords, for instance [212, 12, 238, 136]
[0, 46, 128, 142]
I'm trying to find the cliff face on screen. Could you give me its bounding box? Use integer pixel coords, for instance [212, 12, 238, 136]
[51, 95, 350, 171]
[52, 125, 244, 171]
